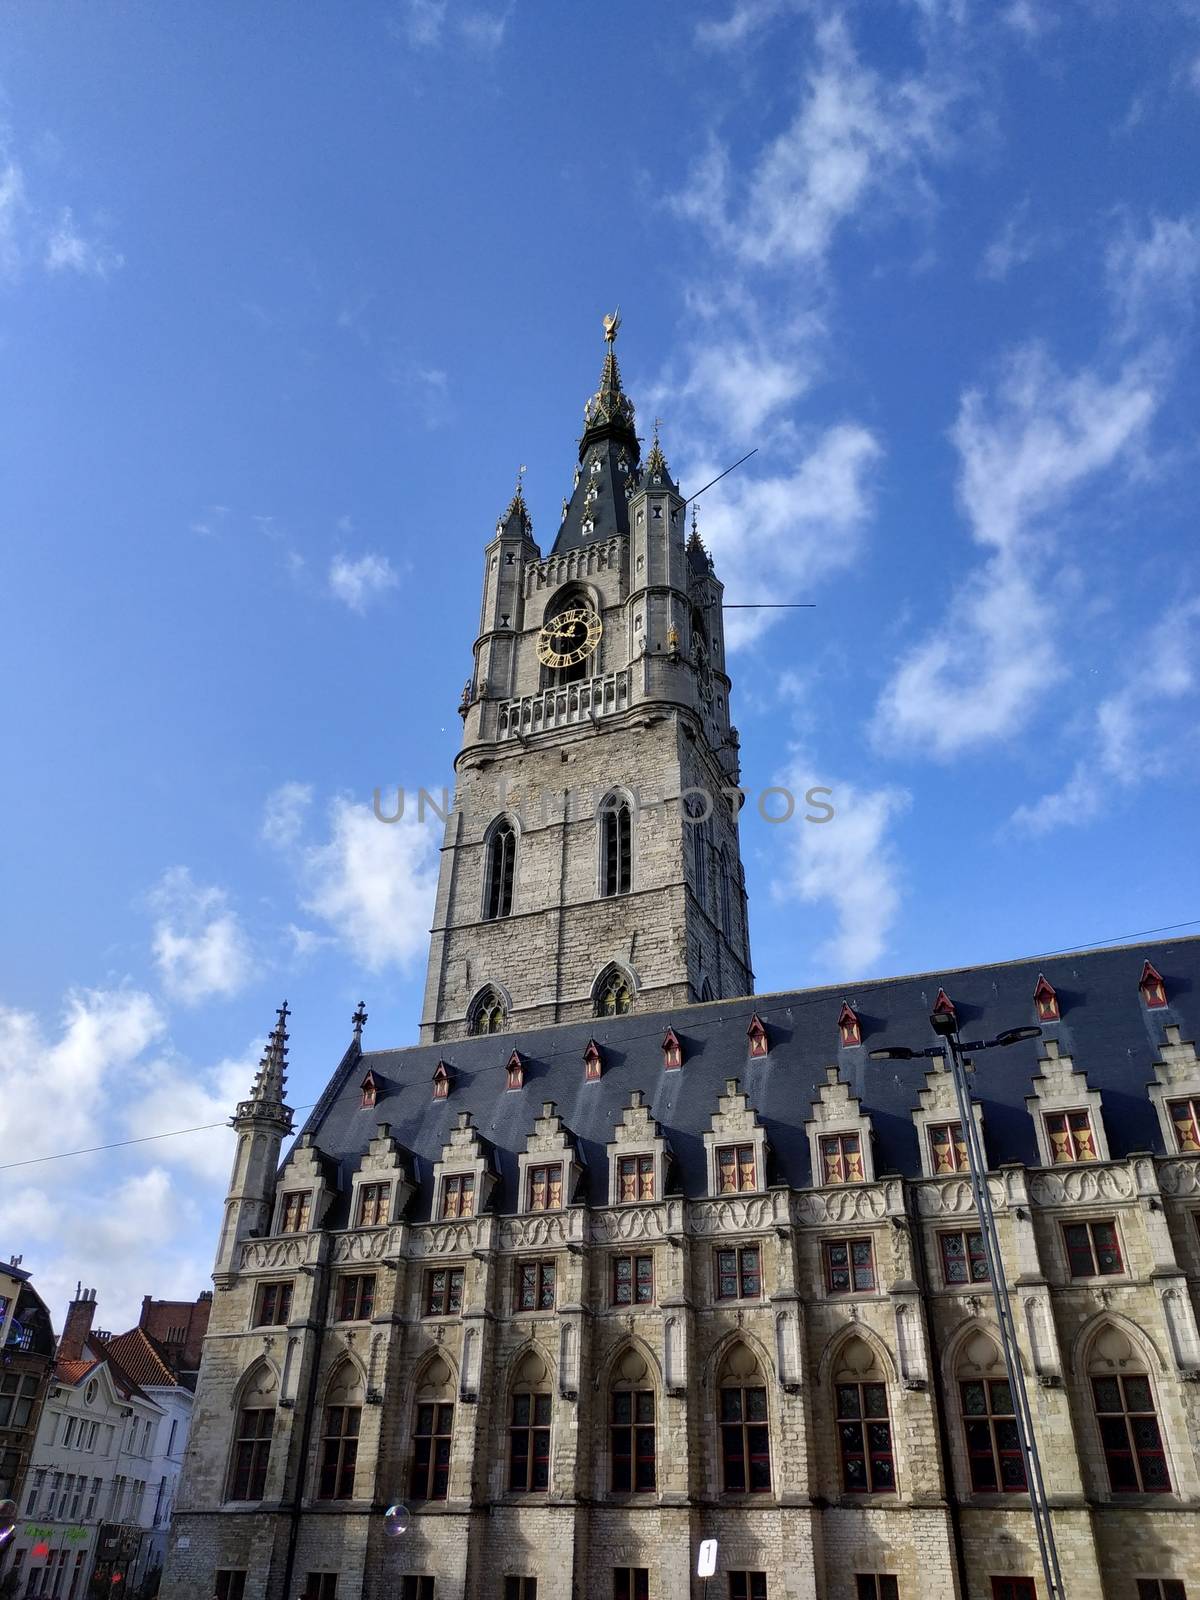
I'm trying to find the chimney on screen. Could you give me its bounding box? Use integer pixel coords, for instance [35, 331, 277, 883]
[59, 1285, 98, 1362]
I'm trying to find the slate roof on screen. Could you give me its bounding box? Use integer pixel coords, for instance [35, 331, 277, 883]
[296, 936, 1200, 1230]
[551, 435, 636, 555]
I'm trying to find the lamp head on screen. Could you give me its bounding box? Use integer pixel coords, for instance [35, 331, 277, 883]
[869, 1047, 915, 1061]
[995, 1026, 1042, 1047]
[929, 1009, 957, 1038]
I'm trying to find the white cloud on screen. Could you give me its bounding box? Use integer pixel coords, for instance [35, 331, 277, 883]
[261, 780, 314, 848]
[395, 0, 447, 47]
[149, 866, 256, 1004]
[687, 422, 882, 648]
[979, 198, 1041, 281]
[329, 551, 400, 613]
[124, 1045, 256, 1183]
[0, 153, 27, 279]
[676, 339, 813, 438]
[301, 795, 439, 972]
[675, 14, 953, 272]
[872, 344, 1158, 757]
[1002, 0, 1051, 38]
[1012, 598, 1200, 833]
[1105, 212, 1200, 343]
[459, 8, 511, 51]
[0, 986, 166, 1156]
[695, 0, 794, 48]
[773, 753, 910, 975]
[44, 207, 124, 277]
[391, 0, 509, 52]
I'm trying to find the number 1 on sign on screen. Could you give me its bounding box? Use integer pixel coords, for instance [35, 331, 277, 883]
[697, 1540, 718, 1579]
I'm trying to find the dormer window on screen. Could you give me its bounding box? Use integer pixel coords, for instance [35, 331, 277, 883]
[1168, 1098, 1200, 1154]
[820, 1133, 864, 1186]
[432, 1061, 453, 1100]
[1140, 961, 1167, 1008]
[838, 1002, 861, 1047]
[584, 1040, 603, 1081]
[356, 1183, 390, 1228]
[1033, 975, 1060, 1021]
[527, 1163, 563, 1212]
[440, 1174, 474, 1219]
[617, 1154, 654, 1203]
[506, 1051, 525, 1091]
[662, 1029, 682, 1071]
[929, 1122, 968, 1175]
[746, 1015, 768, 1058]
[717, 1144, 757, 1194]
[360, 1071, 380, 1110]
[1045, 1110, 1098, 1163]
[279, 1192, 312, 1234]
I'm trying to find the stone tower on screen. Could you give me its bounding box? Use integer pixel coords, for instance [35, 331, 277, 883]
[212, 1003, 295, 1284]
[420, 318, 753, 1042]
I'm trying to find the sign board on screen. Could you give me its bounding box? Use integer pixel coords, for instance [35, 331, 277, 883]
[697, 1540, 718, 1579]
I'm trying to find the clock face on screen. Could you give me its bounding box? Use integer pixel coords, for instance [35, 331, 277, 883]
[536, 604, 603, 668]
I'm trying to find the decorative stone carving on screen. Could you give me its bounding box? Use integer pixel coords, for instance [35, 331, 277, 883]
[1028, 1164, 1135, 1206]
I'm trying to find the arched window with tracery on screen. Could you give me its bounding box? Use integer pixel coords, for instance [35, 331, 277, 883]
[483, 818, 516, 920]
[719, 849, 732, 940]
[225, 1363, 277, 1503]
[609, 1347, 656, 1493]
[317, 1361, 363, 1501]
[955, 1330, 1026, 1493]
[599, 794, 632, 897]
[686, 797, 708, 910]
[1088, 1326, 1171, 1493]
[833, 1336, 896, 1495]
[467, 987, 507, 1036]
[718, 1342, 770, 1493]
[409, 1355, 455, 1502]
[508, 1351, 552, 1493]
[594, 966, 633, 1017]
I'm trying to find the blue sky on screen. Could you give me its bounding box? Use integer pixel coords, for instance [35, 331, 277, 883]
[2, 0, 1199, 1328]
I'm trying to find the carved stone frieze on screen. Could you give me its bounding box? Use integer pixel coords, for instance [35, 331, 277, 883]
[413, 1218, 481, 1257]
[590, 1201, 682, 1243]
[688, 1190, 785, 1236]
[1158, 1158, 1200, 1197]
[330, 1225, 406, 1263]
[238, 1234, 319, 1272]
[499, 1209, 584, 1251]
[796, 1185, 888, 1225]
[915, 1175, 1007, 1217]
[1028, 1164, 1136, 1207]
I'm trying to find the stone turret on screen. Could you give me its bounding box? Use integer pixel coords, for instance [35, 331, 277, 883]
[212, 1002, 295, 1285]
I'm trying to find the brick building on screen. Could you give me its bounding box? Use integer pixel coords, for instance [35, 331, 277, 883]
[161, 324, 1200, 1600]
[0, 1257, 56, 1513]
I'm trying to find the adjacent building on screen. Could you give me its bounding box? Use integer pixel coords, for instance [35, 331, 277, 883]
[0, 1256, 55, 1512]
[161, 325, 1200, 1600]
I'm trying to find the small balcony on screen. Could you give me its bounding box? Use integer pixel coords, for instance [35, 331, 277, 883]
[498, 668, 629, 739]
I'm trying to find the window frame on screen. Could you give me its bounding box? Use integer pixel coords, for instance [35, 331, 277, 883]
[719, 1382, 771, 1494]
[614, 1571, 649, 1600]
[854, 1580, 899, 1600]
[960, 1376, 1027, 1493]
[609, 1387, 656, 1493]
[317, 1403, 361, 1501]
[423, 1266, 465, 1317]
[1092, 1372, 1171, 1494]
[409, 1400, 454, 1502]
[214, 1575, 247, 1600]
[279, 1190, 312, 1234]
[1166, 1097, 1200, 1154]
[226, 1407, 274, 1502]
[729, 1577, 768, 1600]
[484, 817, 517, 921]
[835, 1380, 896, 1495]
[599, 799, 633, 898]
[1043, 1109, 1098, 1163]
[714, 1244, 762, 1302]
[440, 1173, 475, 1219]
[508, 1390, 552, 1493]
[514, 1259, 556, 1313]
[335, 1273, 376, 1323]
[820, 1131, 865, 1185]
[940, 1229, 990, 1286]
[1062, 1219, 1123, 1278]
[1136, 1580, 1187, 1600]
[254, 1280, 294, 1327]
[823, 1236, 877, 1295]
[355, 1182, 391, 1228]
[928, 1121, 968, 1175]
[616, 1153, 655, 1204]
[610, 1253, 654, 1308]
[716, 1143, 758, 1195]
[526, 1163, 563, 1213]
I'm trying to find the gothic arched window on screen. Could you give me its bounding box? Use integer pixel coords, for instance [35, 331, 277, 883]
[955, 1330, 1025, 1493]
[317, 1362, 363, 1501]
[409, 1356, 455, 1502]
[718, 1342, 770, 1494]
[508, 1351, 552, 1493]
[719, 850, 732, 940]
[610, 1348, 656, 1493]
[468, 987, 507, 1036]
[833, 1337, 895, 1495]
[1088, 1326, 1170, 1493]
[225, 1363, 277, 1503]
[599, 795, 632, 897]
[483, 819, 516, 920]
[595, 966, 634, 1017]
[686, 798, 708, 909]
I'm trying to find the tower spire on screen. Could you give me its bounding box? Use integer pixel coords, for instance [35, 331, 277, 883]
[580, 310, 637, 461]
[643, 416, 673, 485]
[238, 1001, 293, 1126]
[496, 465, 533, 539]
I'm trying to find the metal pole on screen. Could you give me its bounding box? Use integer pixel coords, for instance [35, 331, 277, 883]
[943, 1034, 1066, 1600]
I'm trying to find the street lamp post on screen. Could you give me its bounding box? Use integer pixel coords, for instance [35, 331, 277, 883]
[870, 1017, 1066, 1600]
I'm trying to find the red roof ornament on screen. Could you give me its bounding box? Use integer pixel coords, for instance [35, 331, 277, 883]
[662, 1027, 683, 1071]
[506, 1050, 526, 1090]
[1033, 974, 1059, 1022]
[747, 1013, 769, 1058]
[931, 988, 957, 1027]
[838, 1001, 862, 1048]
[1139, 960, 1167, 1009]
[432, 1060, 454, 1100]
[360, 1070, 380, 1110]
[583, 1039, 603, 1081]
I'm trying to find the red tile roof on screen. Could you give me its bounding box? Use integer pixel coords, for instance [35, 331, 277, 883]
[98, 1327, 181, 1389]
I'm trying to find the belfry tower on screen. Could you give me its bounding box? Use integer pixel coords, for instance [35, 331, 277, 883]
[420, 317, 753, 1041]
